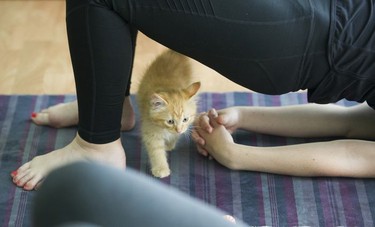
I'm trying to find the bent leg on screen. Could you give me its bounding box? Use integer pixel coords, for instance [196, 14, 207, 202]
[33, 163, 246, 227]
[66, 0, 135, 143]
[37, 0, 330, 141]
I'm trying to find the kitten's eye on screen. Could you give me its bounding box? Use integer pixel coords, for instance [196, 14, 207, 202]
[183, 117, 189, 123]
[167, 119, 174, 125]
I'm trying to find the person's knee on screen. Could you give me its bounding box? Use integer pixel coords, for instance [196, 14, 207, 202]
[40, 162, 104, 190]
[34, 163, 127, 224]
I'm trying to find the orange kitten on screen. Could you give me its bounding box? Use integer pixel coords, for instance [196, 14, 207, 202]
[137, 50, 201, 178]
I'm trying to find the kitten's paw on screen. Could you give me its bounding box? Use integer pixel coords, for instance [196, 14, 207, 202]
[151, 166, 171, 178]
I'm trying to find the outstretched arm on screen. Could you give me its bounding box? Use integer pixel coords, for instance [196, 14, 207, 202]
[197, 103, 375, 139]
[200, 124, 375, 177]
[193, 103, 375, 177]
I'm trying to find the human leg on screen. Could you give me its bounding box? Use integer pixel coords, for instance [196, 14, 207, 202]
[66, 0, 135, 143]
[12, 0, 134, 190]
[33, 162, 244, 227]
[31, 23, 137, 131]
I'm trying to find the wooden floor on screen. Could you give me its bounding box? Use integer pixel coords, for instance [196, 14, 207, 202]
[0, 0, 249, 95]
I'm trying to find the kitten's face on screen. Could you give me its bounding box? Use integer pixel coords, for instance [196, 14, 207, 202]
[148, 81, 200, 134]
[149, 92, 197, 134]
[164, 102, 196, 134]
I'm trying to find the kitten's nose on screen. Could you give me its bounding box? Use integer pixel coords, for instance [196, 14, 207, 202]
[176, 127, 183, 134]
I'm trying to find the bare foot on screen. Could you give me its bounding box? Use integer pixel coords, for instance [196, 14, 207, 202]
[31, 101, 78, 128]
[10, 134, 125, 191]
[31, 96, 135, 131]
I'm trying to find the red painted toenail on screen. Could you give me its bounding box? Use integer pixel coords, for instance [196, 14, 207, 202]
[31, 112, 37, 118]
[11, 170, 17, 176]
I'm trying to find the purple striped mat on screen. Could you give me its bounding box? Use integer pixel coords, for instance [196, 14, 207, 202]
[0, 93, 374, 226]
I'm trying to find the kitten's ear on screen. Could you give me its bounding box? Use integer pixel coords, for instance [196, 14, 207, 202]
[184, 82, 201, 98]
[150, 93, 168, 111]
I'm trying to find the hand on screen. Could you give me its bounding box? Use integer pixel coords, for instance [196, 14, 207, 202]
[196, 112, 236, 167]
[192, 108, 241, 156]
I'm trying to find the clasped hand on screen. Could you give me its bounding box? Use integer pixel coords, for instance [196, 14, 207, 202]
[192, 108, 241, 166]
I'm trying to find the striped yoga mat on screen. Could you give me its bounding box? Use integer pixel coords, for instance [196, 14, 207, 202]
[0, 93, 374, 226]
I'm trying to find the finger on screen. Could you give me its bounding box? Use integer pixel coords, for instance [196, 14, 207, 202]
[196, 144, 208, 157]
[208, 110, 221, 128]
[199, 114, 213, 133]
[191, 130, 205, 146]
[216, 113, 227, 125]
[208, 108, 219, 118]
[211, 109, 227, 125]
[194, 112, 206, 124]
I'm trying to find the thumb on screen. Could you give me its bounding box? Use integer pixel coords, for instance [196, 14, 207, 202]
[208, 109, 220, 128]
[216, 113, 228, 125]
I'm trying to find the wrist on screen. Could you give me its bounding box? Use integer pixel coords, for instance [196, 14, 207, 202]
[237, 107, 246, 128]
[223, 142, 240, 170]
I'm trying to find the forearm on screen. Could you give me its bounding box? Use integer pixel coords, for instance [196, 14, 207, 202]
[228, 139, 375, 178]
[237, 103, 375, 139]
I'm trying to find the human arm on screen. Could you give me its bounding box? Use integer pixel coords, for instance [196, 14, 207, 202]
[192, 103, 375, 177]
[197, 113, 375, 178]
[195, 103, 375, 140]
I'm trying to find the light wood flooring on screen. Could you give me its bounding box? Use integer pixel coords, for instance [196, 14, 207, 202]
[0, 0, 249, 95]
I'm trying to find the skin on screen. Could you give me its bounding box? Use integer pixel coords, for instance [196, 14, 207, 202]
[30, 96, 135, 131]
[192, 103, 375, 178]
[11, 135, 125, 190]
[10, 97, 135, 191]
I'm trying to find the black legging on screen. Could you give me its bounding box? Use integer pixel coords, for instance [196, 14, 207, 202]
[66, 0, 332, 144]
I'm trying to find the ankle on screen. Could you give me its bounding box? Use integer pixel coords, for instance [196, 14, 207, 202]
[121, 96, 136, 131]
[73, 134, 123, 151]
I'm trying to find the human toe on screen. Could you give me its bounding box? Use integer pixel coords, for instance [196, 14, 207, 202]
[12, 163, 30, 180]
[14, 171, 34, 188]
[31, 112, 50, 125]
[10, 170, 18, 178]
[23, 175, 43, 191]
